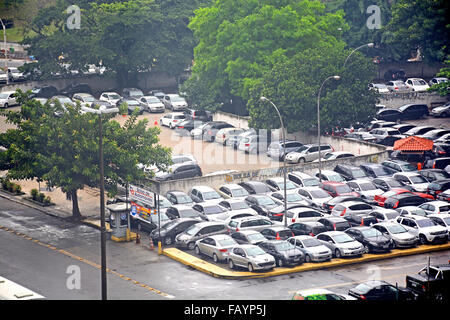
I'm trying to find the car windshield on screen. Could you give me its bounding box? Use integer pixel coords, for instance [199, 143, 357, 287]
[412, 80, 426, 85]
[401, 163, 418, 172]
[257, 197, 276, 206]
[278, 181, 297, 190]
[0, 93, 10, 99]
[204, 205, 226, 215]
[387, 224, 408, 234]
[360, 182, 377, 191]
[58, 97, 72, 104]
[352, 169, 367, 179]
[231, 189, 249, 197]
[230, 202, 249, 210]
[310, 189, 330, 198]
[361, 228, 383, 238]
[218, 238, 236, 247]
[129, 91, 143, 96]
[410, 175, 427, 184]
[329, 174, 345, 182]
[203, 191, 221, 200]
[147, 97, 161, 103]
[297, 146, 309, 153]
[174, 115, 185, 119]
[79, 95, 95, 102]
[158, 198, 171, 209]
[286, 193, 303, 202]
[408, 208, 427, 216]
[439, 205, 450, 212]
[179, 209, 198, 218]
[333, 234, 355, 243]
[162, 219, 180, 230]
[301, 238, 322, 247]
[109, 94, 121, 99]
[177, 195, 193, 204]
[171, 96, 186, 102]
[185, 225, 200, 236]
[336, 185, 352, 193]
[245, 246, 266, 256]
[416, 219, 436, 228]
[303, 178, 319, 187]
[323, 153, 335, 159]
[247, 233, 266, 241]
[442, 217, 450, 225]
[274, 241, 296, 251]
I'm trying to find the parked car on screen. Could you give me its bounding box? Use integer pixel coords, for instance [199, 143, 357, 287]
[437, 189, 450, 202]
[238, 133, 272, 154]
[258, 240, 304, 267]
[215, 128, 245, 146]
[333, 164, 369, 181]
[194, 234, 238, 262]
[165, 205, 203, 221]
[396, 215, 448, 244]
[288, 221, 327, 237]
[217, 184, 250, 199]
[193, 202, 229, 221]
[287, 235, 332, 262]
[174, 119, 204, 136]
[344, 212, 379, 227]
[429, 77, 449, 86]
[99, 91, 122, 105]
[348, 280, 416, 300]
[202, 121, 234, 142]
[288, 171, 319, 187]
[432, 143, 450, 158]
[116, 97, 144, 115]
[320, 181, 360, 198]
[292, 288, 356, 300]
[393, 172, 429, 193]
[372, 177, 406, 192]
[321, 195, 363, 213]
[30, 85, 58, 99]
[188, 186, 223, 203]
[238, 181, 272, 195]
[369, 127, 402, 143]
[285, 144, 334, 164]
[162, 94, 188, 111]
[316, 231, 365, 258]
[392, 123, 416, 134]
[0, 91, 18, 108]
[297, 186, 333, 209]
[331, 201, 374, 217]
[428, 213, 450, 238]
[396, 206, 428, 217]
[154, 163, 202, 181]
[175, 221, 228, 250]
[386, 80, 410, 92]
[405, 78, 430, 92]
[139, 96, 165, 113]
[149, 218, 200, 245]
[375, 108, 403, 122]
[344, 131, 377, 143]
[430, 102, 450, 118]
[345, 226, 392, 253]
[227, 244, 276, 272]
[265, 177, 299, 192]
[389, 150, 431, 167]
[418, 200, 450, 215]
[424, 157, 450, 170]
[122, 87, 144, 100]
[404, 125, 435, 136]
[317, 217, 352, 232]
[315, 170, 346, 183]
[359, 163, 391, 179]
[381, 159, 417, 174]
[227, 216, 276, 234]
[270, 190, 313, 207]
[368, 83, 389, 93]
[397, 103, 429, 120]
[183, 108, 212, 122]
[313, 151, 355, 162]
[159, 112, 186, 128]
[7, 67, 26, 82]
[165, 190, 195, 206]
[267, 140, 304, 161]
[244, 195, 282, 220]
[406, 264, 450, 301]
[369, 208, 401, 222]
[260, 226, 294, 241]
[72, 93, 96, 107]
[230, 230, 267, 245]
[0, 69, 7, 83]
[384, 192, 428, 209]
[372, 222, 418, 248]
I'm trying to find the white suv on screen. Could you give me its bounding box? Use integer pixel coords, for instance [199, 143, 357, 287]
[396, 215, 448, 244]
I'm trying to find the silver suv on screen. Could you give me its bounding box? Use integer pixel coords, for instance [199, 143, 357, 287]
[227, 216, 278, 234]
[285, 144, 334, 164]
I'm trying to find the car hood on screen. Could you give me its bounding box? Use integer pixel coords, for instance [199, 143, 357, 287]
[420, 226, 448, 233]
[281, 248, 303, 257]
[336, 241, 364, 250]
[411, 183, 428, 192]
[304, 245, 331, 254]
[432, 106, 449, 112]
[392, 232, 416, 241]
[249, 254, 275, 264]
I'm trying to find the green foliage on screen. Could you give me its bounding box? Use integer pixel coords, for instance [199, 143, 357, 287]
[30, 188, 39, 200]
[0, 90, 171, 218]
[428, 57, 450, 96]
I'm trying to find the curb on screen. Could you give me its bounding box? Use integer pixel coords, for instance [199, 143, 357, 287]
[162, 243, 450, 280]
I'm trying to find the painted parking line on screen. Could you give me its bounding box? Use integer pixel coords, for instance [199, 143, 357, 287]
[0, 224, 175, 299]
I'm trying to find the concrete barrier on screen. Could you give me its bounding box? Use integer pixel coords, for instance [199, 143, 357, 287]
[379, 91, 448, 109]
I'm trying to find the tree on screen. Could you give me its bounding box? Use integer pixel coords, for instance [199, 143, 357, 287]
[0, 91, 171, 219]
[247, 42, 378, 133]
[428, 56, 450, 96]
[183, 0, 348, 113]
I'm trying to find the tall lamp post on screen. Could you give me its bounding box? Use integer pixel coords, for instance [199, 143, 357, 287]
[343, 43, 374, 68]
[82, 105, 119, 300]
[0, 19, 8, 85]
[259, 96, 288, 227]
[317, 76, 340, 183]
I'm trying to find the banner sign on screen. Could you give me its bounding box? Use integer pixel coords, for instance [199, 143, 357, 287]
[128, 184, 155, 208]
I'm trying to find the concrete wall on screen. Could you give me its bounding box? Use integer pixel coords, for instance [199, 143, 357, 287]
[378, 92, 448, 109]
[153, 138, 388, 195]
[213, 110, 250, 129]
[374, 61, 443, 82]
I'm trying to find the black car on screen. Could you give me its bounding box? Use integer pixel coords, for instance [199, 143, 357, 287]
[149, 218, 200, 245]
[116, 97, 144, 114]
[383, 193, 427, 209]
[418, 169, 450, 182]
[406, 264, 450, 301]
[375, 108, 403, 122]
[348, 280, 416, 301]
[381, 159, 417, 174]
[345, 226, 392, 253]
[372, 177, 405, 192]
[30, 85, 58, 98]
[260, 226, 294, 240]
[192, 203, 228, 221]
[244, 195, 282, 220]
[333, 164, 369, 181]
[154, 163, 202, 181]
[376, 135, 406, 147]
[392, 123, 416, 134]
[322, 195, 362, 213]
[433, 143, 450, 158]
[344, 213, 379, 227]
[317, 216, 352, 232]
[165, 190, 195, 206]
[174, 119, 204, 136]
[424, 157, 450, 170]
[427, 179, 450, 198]
[183, 109, 212, 122]
[202, 121, 234, 142]
[397, 104, 429, 120]
[258, 240, 304, 267]
[359, 163, 391, 178]
[230, 230, 267, 245]
[288, 221, 327, 236]
[59, 83, 93, 97]
[238, 181, 272, 195]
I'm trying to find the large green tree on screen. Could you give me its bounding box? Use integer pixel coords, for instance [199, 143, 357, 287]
[0, 91, 171, 219]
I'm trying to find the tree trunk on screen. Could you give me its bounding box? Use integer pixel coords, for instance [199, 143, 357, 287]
[71, 189, 82, 220]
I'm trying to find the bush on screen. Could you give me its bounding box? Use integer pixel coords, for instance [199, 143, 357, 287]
[31, 188, 39, 200]
[43, 196, 51, 205]
[12, 184, 22, 194]
[37, 192, 45, 203]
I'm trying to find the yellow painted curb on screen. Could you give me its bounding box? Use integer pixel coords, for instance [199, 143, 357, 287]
[163, 243, 450, 280]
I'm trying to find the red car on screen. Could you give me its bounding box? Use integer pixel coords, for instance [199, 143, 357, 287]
[320, 181, 360, 198]
[375, 188, 434, 207]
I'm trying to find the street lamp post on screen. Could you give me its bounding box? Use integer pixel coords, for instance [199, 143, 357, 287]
[82, 105, 119, 300]
[0, 19, 8, 85]
[343, 43, 374, 68]
[259, 97, 288, 227]
[317, 76, 340, 183]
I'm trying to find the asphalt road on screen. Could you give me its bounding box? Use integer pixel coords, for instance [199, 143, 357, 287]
[1, 196, 449, 301]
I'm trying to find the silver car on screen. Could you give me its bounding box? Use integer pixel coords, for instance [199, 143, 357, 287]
[175, 221, 228, 250]
[287, 235, 332, 262]
[285, 144, 334, 164]
[139, 95, 165, 113]
[386, 80, 410, 92]
[194, 234, 238, 262]
[331, 201, 373, 217]
[230, 230, 268, 245]
[316, 231, 366, 258]
[227, 244, 276, 272]
[372, 222, 418, 248]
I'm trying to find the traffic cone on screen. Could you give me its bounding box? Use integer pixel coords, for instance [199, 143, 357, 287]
[154, 119, 158, 126]
[149, 239, 155, 251]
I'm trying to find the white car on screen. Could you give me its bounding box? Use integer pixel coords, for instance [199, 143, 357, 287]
[431, 103, 450, 118]
[217, 184, 250, 199]
[313, 151, 355, 162]
[0, 91, 18, 108]
[316, 231, 366, 258]
[405, 78, 430, 92]
[369, 208, 401, 222]
[217, 198, 258, 216]
[392, 172, 429, 193]
[368, 83, 389, 93]
[0, 70, 7, 84]
[429, 77, 448, 87]
[428, 213, 450, 239]
[99, 92, 122, 105]
[331, 201, 373, 217]
[418, 201, 450, 215]
[162, 94, 188, 111]
[227, 244, 276, 272]
[159, 112, 186, 128]
[315, 170, 346, 183]
[139, 96, 165, 113]
[372, 222, 418, 248]
[296, 187, 333, 209]
[282, 207, 324, 226]
[190, 122, 209, 139]
[7, 67, 25, 82]
[346, 179, 383, 200]
[72, 93, 96, 107]
[396, 215, 448, 244]
[215, 127, 245, 145]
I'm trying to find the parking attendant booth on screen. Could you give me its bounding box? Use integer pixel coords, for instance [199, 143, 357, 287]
[107, 202, 129, 240]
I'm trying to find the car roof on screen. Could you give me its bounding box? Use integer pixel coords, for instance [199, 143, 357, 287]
[221, 183, 246, 189]
[0, 91, 16, 94]
[170, 204, 195, 210]
[321, 230, 349, 237]
[290, 235, 316, 240]
[192, 185, 215, 192]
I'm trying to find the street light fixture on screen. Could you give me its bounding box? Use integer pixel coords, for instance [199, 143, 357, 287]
[343, 43, 374, 68]
[0, 19, 9, 85]
[259, 96, 288, 227]
[81, 105, 119, 300]
[317, 76, 340, 183]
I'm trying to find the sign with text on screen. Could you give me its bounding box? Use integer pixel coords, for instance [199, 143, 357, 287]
[128, 185, 155, 208]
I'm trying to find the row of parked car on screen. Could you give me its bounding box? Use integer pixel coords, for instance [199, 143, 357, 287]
[369, 76, 448, 93]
